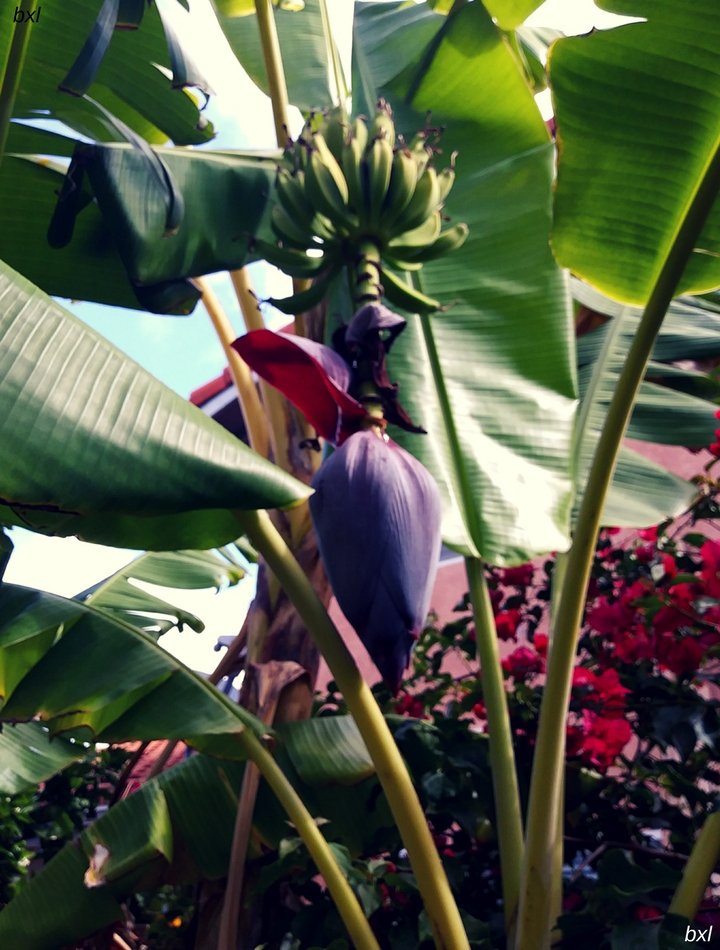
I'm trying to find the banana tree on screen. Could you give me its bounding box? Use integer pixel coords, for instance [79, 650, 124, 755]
[1, 0, 719, 948]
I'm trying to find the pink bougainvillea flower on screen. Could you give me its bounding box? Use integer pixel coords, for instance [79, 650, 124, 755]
[587, 596, 635, 635]
[612, 624, 653, 664]
[495, 608, 521, 641]
[654, 630, 705, 677]
[581, 716, 632, 771]
[699, 539, 720, 598]
[533, 633, 549, 656]
[499, 563, 534, 587]
[232, 328, 366, 444]
[310, 428, 442, 692]
[593, 669, 630, 716]
[501, 646, 543, 678]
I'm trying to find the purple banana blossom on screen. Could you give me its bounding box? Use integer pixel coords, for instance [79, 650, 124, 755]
[233, 302, 443, 691]
[310, 428, 442, 693]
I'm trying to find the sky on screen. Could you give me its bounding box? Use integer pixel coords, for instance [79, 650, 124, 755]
[4, 0, 633, 673]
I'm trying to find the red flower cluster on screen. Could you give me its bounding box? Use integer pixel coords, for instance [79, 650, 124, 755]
[586, 536, 720, 677]
[394, 691, 425, 718]
[710, 408, 720, 456]
[566, 667, 632, 771]
[499, 563, 535, 587]
[502, 645, 544, 678]
[495, 609, 522, 641]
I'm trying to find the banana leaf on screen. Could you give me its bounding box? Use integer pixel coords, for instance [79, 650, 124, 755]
[216, 0, 334, 112]
[574, 280, 720, 367]
[0, 722, 84, 795]
[0, 260, 309, 550]
[550, 0, 720, 304]
[0, 718, 388, 949]
[0, 157, 141, 310]
[573, 305, 695, 527]
[0, 146, 279, 313]
[0, 0, 213, 146]
[352, 0, 577, 564]
[570, 279, 720, 525]
[482, 0, 546, 31]
[0, 583, 269, 751]
[77, 548, 249, 638]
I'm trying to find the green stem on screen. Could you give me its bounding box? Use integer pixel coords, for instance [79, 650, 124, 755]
[515, 143, 720, 950]
[548, 551, 569, 940]
[0, 0, 35, 172]
[244, 508, 470, 950]
[354, 239, 383, 305]
[668, 811, 720, 920]
[465, 557, 523, 938]
[254, 0, 291, 147]
[240, 732, 381, 950]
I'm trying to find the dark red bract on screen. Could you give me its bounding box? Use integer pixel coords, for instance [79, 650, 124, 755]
[232, 329, 366, 443]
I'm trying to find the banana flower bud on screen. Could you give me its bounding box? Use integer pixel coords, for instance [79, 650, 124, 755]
[310, 428, 441, 692]
[232, 304, 441, 689]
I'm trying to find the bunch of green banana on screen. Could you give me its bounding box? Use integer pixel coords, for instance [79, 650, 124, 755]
[263, 101, 469, 315]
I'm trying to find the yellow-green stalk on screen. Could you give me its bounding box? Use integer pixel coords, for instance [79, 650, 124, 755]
[465, 557, 524, 938]
[244, 508, 470, 950]
[515, 143, 720, 950]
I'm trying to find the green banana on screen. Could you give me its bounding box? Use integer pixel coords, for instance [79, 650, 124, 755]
[362, 134, 394, 231]
[271, 204, 316, 251]
[369, 99, 396, 149]
[407, 134, 432, 178]
[381, 252, 423, 272]
[318, 111, 347, 164]
[309, 212, 340, 243]
[382, 147, 419, 230]
[388, 211, 442, 257]
[267, 268, 338, 315]
[380, 266, 443, 314]
[290, 133, 311, 173]
[251, 237, 333, 279]
[342, 120, 368, 216]
[306, 133, 355, 232]
[402, 222, 470, 263]
[436, 162, 456, 205]
[388, 165, 441, 237]
[276, 168, 317, 230]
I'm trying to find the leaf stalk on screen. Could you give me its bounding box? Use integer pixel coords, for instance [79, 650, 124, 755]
[515, 142, 720, 950]
[465, 557, 523, 937]
[668, 810, 720, 920]
[254, 0, 291, 147]
[195, 276, 270, 459]
[244, 508, 470, 950]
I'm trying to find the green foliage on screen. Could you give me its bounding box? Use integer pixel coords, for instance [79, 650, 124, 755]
[0, 746, 130, 907]
[0, 0, 212, 147]
[551, 0, 720, 304]
[2, 1, 720, 948]
[0, 261, 310, 549]
[353, 0, 577, 564]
